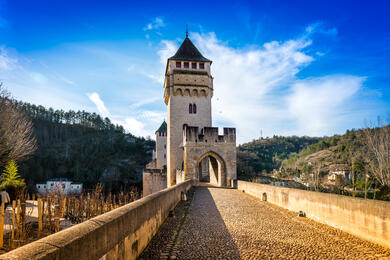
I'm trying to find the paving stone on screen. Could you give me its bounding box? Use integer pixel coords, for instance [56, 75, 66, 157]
[139, 186, 390, 259]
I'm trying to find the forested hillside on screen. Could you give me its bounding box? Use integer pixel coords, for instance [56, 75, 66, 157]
[14, 101, 154, 192]
[237, 136, 323, 180]
[279, 127, 390, 199]
[282, 129, 364, 174]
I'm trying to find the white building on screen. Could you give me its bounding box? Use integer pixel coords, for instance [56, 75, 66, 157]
[36, 178, 83, 195]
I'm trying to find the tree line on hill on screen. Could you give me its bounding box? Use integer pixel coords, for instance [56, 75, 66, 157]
[237, 136, 323, 180]
[281, 124, 390, 199]
[238, 124, 390, 200]
[0, 85, 154, 195]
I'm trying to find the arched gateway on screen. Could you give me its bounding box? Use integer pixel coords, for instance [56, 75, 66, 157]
[197, 151, 226, 186]
[181, 126, 236, 187]
[143, 33, 237, 196]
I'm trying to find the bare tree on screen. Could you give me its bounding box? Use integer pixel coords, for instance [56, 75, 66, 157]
[362, 119, 390, 188]
[0, 84, 37, 167]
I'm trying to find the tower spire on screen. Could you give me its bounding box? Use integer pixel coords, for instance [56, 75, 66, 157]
[186, 24, 188, 38]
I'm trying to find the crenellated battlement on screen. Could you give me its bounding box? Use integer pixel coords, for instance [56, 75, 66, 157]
[183, 126, 236, 145]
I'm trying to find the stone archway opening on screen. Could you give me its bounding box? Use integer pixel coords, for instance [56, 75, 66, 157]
[196, 151, 227, 186]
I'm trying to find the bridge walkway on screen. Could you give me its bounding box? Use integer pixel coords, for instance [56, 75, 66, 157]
[139, 185, 390, 259]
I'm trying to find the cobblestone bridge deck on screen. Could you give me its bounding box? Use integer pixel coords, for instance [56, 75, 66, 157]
[139, 185, 390, 259]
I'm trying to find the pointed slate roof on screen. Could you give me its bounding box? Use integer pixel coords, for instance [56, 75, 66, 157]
[169, 36, 211, 62]
[156, 121, 167, 133]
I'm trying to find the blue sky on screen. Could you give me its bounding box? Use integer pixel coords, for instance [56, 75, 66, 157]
[0, 0, 389, 143]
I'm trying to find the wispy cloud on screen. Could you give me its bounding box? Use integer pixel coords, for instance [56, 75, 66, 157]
[0, 46, 87, 111]
[305, 22, 338, 36]
[287, 75, 364, 135]
[87, 92, 152, 136]
[131, 97, 160, 109]
[87, 92, 110, 118]
[0, 46, 18, 70]
[144, 17, 165, 31]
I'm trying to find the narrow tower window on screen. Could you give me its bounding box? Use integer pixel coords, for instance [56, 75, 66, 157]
[193, 104, 197, 114]
[184, 62, 189, 68]
[189, 104, 193, 114]
[199, 63, 205, 69]
[176, 61, 181, 68]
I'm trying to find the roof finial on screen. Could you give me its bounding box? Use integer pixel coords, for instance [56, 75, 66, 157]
[186, 24, 188, 38]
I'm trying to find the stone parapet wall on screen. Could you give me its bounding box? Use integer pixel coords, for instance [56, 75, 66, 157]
[237, 180, 390, 249]
[142, 168, 167, 197]
[176, 169, 185, 184]
[1, 180, 194, 260]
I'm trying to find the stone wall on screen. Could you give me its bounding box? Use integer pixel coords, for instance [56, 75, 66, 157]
[0, 180, 194, 260]
[155, 131, 167, 169]
[165, 59, 213, 188]
[237, 181, 390, 249]
[183, 127, 237, 187]
[142, 169, 167, 197]
[167, 91, 212, 187]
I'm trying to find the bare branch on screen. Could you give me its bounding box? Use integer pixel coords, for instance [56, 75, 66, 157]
[362, 119, 390, 188]
[0, 85, 37, 167]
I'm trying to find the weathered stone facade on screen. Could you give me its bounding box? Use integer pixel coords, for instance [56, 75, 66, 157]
[183, 127, 236, 186]
[143, 35, 236, 196]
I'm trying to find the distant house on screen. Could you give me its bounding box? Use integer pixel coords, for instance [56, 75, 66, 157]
[270, 179, 306, 189]
[328, 164, 351, 186]
[36, 178, 83, 195]
[270, 180, 288, 187]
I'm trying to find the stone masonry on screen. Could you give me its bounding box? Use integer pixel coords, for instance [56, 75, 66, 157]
[143, 34, 237, 196]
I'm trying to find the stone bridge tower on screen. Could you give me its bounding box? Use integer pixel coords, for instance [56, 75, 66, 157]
[144, 33, 236, 195]
[164, 35, 214, 187]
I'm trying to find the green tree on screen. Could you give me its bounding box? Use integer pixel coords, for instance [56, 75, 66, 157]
[0, 160, 26, 190]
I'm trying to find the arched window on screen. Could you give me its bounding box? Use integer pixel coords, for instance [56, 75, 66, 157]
[189, 104, 193, 114]
[193, 104, 197, 114]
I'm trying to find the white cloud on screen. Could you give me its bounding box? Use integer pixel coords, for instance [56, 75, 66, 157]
[131, 97, 160, 109]
[189, 32, 315, 141]
[112, 117, 150, 137]
[87, 92, 153, 137]
[143, 73, 163, 84]
[144, 17, 165, 31]
[156, 28, 366, 143]
[305, 22, 338, 36]
[158, 40, 178, 64]
[142, 40, 178, 84]
[139, 110, 165, 123]
[287, 75, 364, 135]
[0, 46, 18, 70]
[87, 92, 111, 118]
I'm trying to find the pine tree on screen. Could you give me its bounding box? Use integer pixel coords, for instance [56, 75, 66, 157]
[1, 160, 25, 189]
